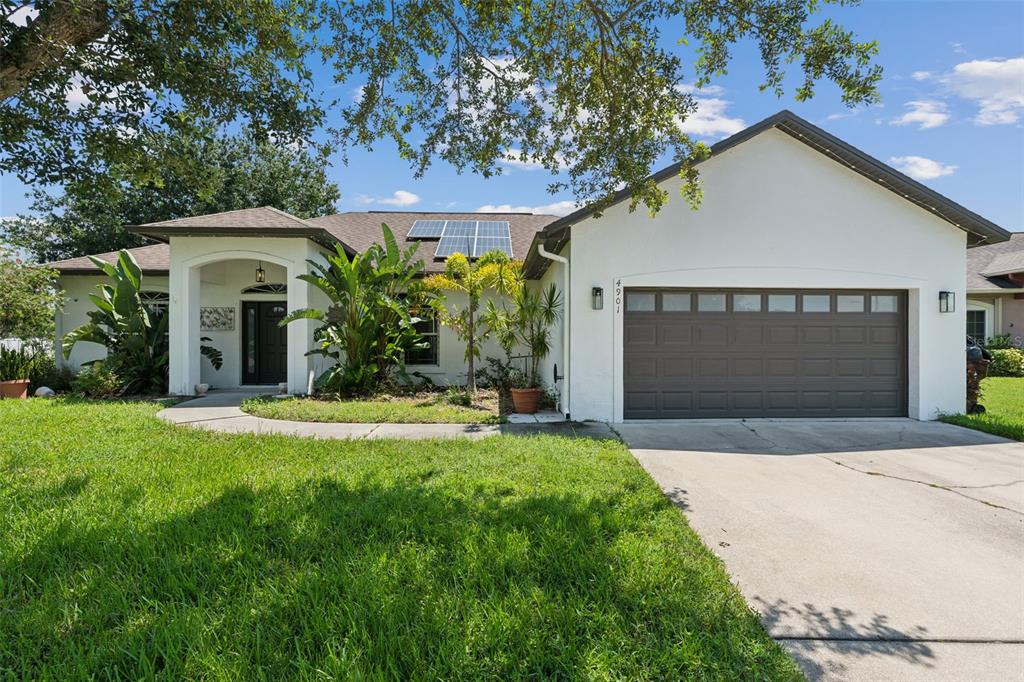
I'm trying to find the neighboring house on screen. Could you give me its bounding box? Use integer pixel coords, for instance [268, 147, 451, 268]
[49, 110, 1011, 421]
[965, 233, 1024, 345]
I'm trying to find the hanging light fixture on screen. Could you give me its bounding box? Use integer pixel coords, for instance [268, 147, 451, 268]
[255, 261, 266, 283]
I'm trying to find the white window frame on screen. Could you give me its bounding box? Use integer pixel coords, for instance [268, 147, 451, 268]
[966, 300, 994, 342]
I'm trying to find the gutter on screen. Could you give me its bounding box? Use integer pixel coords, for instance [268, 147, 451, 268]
[538, 244, 570, 420]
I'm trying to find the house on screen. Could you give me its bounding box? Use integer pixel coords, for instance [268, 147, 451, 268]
[965, 233, 1023, 344]
[49, 110, 1012, 421]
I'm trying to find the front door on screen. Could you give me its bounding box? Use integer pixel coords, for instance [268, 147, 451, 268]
[242, 301, 288, 385]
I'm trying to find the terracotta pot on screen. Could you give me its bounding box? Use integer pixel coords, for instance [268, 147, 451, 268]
[0, 379, 30, 400]
[510, 387, 542, 414]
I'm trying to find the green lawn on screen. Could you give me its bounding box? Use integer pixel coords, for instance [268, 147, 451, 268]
[941, 376, 1024, 441]
[241, 393, 504, 424]
[0, 398, 799, 680]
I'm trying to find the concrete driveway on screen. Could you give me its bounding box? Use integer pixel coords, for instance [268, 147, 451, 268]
[620, 419, 1024, 682]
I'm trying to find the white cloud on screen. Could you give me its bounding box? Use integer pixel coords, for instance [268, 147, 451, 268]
[951, 42, 967, 55]
[676, 96, 745, 138]
[942, 57, 1024, 125]
[476, 201, 576, 216]
[888, 155, 958, 181]
[891, 100, 950, 129]
[7, 5, 38, 26]
[911, 71, 932, 81]
[354, 190, 421, 207]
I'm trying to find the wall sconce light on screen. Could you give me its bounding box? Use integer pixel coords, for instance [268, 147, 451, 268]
[592, 287, 604, 310]
[939, 291, 954, 313]
[255, 261, 266, 283]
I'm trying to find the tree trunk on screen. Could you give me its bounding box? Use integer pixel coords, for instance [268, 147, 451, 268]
[1, 1, 110, 102]
[467, 300, 476, 393]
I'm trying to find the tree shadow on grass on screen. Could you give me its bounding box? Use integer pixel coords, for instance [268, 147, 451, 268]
[2, 479, 800, 679]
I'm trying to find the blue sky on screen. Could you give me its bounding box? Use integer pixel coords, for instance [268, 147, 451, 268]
[2, 0, 1022, 231]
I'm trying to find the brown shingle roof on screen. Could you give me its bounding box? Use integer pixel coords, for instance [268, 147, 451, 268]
[48, 243, 171, 274]
[308, 211, 558, 272]
[967, 232, 1024, 290]
[49, 211, 559, 275]
[138, 206, 319, 230]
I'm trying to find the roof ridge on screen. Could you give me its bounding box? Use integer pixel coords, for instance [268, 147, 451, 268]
[260, 205, 319, 228]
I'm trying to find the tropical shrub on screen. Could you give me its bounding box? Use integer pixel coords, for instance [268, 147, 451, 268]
[481, 262, 562, 388]
[425, 251, 519, 393]
[0, 247, 64, 342]
[989, 348, 1024, 377]
[282, 224, 431, 396]
[986, 333, 1021, 350]
[27, 352, 74, 393]
[72, 364, 123, 398]
[444, 386, 472, 407]
[62, 250, 222, 395]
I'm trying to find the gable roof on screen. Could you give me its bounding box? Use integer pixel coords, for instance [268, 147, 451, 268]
[307, 211, 557, 273]
[128, 206, 351, 251]
[47, 243, 171, 275]
[524, 109, 1011, 278]
[967, 232, 1024, 291]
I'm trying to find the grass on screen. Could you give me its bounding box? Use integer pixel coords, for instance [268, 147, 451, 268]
[241, 392, 505, 424]
[940, 376, 1024, 441]
[0, 398, 799, 679]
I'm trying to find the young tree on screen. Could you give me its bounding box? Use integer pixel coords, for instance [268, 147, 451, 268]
[3, 128, 341, 262]
[425, 251, 519, 393]
[0, 246, 63, 342]
[3, 0, 880, 214]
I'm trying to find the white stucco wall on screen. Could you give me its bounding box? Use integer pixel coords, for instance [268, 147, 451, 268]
[534, 243, 570, 412]
[565, 128, 967, 422]
[58, 241, 522, 393]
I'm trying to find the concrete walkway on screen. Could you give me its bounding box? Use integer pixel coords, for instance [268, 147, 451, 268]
[157, 390, 616, 440]
[620, 419, 1024, 682]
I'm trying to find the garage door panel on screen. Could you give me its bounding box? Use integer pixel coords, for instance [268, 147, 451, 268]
[623, 288, 907, 418]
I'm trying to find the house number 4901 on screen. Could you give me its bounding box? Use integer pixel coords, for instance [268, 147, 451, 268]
[615, 279, 622, 313]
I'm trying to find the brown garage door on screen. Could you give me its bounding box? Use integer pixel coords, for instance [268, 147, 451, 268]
[623, 289, 907, 419]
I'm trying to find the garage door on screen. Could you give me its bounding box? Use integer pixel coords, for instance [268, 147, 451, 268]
[623, 289, 907, 419]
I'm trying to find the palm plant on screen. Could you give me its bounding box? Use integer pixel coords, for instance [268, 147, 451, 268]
[281, 224, 430, 395]
[424, 250, 518, 393]
[63, 250, 222, 395]
[483, 265, 562, 388]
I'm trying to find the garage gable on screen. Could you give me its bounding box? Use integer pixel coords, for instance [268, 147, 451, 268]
[525, 110, 1009, 278]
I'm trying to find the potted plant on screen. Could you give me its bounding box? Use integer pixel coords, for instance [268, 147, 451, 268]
[504, 283, 562, 414]
[0, 346, 36, 399]
[508, 366, 542, 414]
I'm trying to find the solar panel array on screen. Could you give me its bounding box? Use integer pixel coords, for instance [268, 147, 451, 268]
[408, 219, 513, 259]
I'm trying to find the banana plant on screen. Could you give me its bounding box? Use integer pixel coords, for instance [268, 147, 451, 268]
[280, 223, 431, 395]
[63, 250, 221, 395]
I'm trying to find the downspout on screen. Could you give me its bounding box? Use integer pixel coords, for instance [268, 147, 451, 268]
[538, 244, 570, 419]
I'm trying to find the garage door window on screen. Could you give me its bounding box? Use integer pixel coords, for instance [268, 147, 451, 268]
[802, 294, 831, 312]
[662, 293, 691, 311]
[837, 295, 865, 312]
[768, 294, 796, 312]
[626, 292, 656, 311]
[871, 295, 899, 313]
[733, 294, 762, 312]
[697, 293, 726, 311]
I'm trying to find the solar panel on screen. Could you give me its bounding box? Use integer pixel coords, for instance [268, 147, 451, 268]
[432, 220, 514, 259]
[472, 220, 512, 257]
[407, 219, 447, 239]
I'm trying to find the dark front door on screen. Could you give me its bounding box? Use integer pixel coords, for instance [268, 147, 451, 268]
[242, 301, 288, 385]
[623, 289, 908, 419]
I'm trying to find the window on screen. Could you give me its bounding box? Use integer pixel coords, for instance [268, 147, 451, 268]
[966, 310, 987, 342]
[662, 293, 691, 311]
[139, 290, 169, 317]
[802, 294, 830, 312]
[626, 292, 656, 312]
[767, 294, 796, 312]
[405, 311, 439, 365]
[733, 294, 762, 312]
[697, 293, 726, 312]
[871, 295, 898, 313]
[837, 295, 865, 312]
[242, 283, 287, 295]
